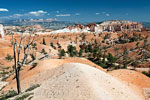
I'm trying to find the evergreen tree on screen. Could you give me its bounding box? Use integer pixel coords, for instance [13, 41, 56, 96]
[67, 45, 77, 57]
[85, 46, 88, 53]
[88, 44, 93, 53]
[123, 48, 128, 69]
[50, 42, 54, 47]
[107, 53, 116, 66]
[79, 49, 83, 57]
[59, 49, 65, 59]
[42, 38, 46, 45]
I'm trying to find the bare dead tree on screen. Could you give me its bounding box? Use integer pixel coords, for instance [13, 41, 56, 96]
[12, 33, 35, 94]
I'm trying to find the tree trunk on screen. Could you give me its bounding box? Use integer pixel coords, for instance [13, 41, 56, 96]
[16, 69, 21, 94]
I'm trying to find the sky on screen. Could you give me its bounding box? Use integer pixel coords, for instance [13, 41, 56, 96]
[0, 0, 150, 22]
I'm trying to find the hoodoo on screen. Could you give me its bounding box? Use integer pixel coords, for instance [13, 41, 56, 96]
[0, 24, 4, 38]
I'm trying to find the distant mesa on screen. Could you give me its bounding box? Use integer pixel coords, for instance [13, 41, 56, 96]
[0, 20, 145, 35]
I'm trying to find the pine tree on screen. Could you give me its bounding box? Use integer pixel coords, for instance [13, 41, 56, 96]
[107, 53, 116, 66]
[123, 47, 128, 69]
[67, 45, 77, 57]
[59, 49, 65, 59]
[79, 49, 83, 57]
[85, 46, 88, 53]
[50, 42, 54, 47]
[42, 38, 46, 45]
[88, 44, 93, 53]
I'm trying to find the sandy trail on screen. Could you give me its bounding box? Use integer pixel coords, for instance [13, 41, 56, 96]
[32, 63, 143, 100]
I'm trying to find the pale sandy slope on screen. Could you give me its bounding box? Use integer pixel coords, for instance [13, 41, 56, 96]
[4, 58, 104, 91]
[32, 63, 143, 100]
[109, 69, 150, 100]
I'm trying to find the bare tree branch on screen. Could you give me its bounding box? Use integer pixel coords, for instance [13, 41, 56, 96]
[12, 33, 36, 94]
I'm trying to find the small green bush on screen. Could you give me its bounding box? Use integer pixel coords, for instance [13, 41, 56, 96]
[0, 90, 17, 100]
[142, 71, 150, 77]
[5, 54, 13, 62]
[15, 93, 33, 100]
[30, 54, 36, 61]
[25, 84, 40, 92]
[40, 49, 47, 55]
[1, 75, 10, 81]
[30, 63, 38, 70]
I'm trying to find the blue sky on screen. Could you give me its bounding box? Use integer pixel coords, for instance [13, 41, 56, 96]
[0, 0, 150, 22]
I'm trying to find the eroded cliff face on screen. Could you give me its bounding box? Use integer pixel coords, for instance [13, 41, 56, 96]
[96, 21, 143, 32]
[0, 24, 4, 38]
[50, 20, 143, 34]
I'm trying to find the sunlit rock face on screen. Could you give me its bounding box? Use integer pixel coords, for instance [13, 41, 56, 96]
[0, 24, 4, 38]
[95, 20, 143, 32]
[50, 20, 143, 34]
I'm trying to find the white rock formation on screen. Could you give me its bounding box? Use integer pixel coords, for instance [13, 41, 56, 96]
[50, 20, 143, 34]
[0, 24, 4, 38]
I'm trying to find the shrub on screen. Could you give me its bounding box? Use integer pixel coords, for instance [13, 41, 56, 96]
[30, 63, 38, 70]
[40, 49, 47, 55]
[142, 70, 150, 77]
[28, 96, 33, 100]
[30, 54, 36, 61]
[81, 33, 86, 40]
[1, 75, 10, 81]
[0, 71, 9, 75]
[25, 84, 40, 92]
[32, 43, 37, 49]
[5, 54, 13, 62]
[15, 93, 33, 100]
[0, 90, 17, 100]
[104, 34, 109, 40]
[99, 63, 107, 68]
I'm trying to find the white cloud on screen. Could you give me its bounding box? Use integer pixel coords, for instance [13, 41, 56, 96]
[13, 14, 23, 17]
[56, 14, 71, 17]
[29, 10, 47, 16]
[0, 10, 48, 19]
[56, 11, 60, 13]
[96, 13, 100, 15]
[75, 13, 80, 16]
[0, 8, 8, 12]
[106, 13, 110, 16]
